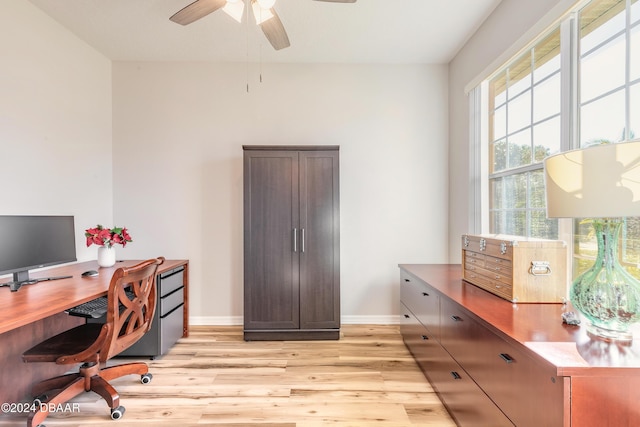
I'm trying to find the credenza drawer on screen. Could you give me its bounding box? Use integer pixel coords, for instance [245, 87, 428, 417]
[440, 298, 564, 427]
[400, 271, 439, 337]
[400, 303, 512, 426]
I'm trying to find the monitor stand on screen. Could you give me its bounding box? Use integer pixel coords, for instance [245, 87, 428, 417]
[0, 272, 73, 292]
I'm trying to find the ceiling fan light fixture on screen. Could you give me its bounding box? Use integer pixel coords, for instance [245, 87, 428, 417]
[223, 0, 245, 23]
[251, 1, 275, 24]
[257, 0, 277, 9]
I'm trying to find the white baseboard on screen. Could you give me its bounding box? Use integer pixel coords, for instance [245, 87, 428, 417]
[189, 316, 243, 326]
[188, 315, 401, 326]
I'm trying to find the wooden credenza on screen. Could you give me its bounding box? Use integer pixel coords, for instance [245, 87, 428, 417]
[399, 264, 640, 427]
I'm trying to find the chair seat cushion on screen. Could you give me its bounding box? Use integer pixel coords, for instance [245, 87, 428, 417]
[23, 323, 104, 363]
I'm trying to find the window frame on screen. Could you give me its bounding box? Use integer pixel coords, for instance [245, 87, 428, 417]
[472, 0, 640, 281]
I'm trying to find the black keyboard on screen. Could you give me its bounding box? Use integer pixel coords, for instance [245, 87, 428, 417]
[67, 290, 136, 319]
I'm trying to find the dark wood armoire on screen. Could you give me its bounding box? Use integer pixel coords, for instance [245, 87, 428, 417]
[243, 145, 340, 340]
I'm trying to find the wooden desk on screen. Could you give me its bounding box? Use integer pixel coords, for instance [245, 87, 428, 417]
[0, 259, 189, 405]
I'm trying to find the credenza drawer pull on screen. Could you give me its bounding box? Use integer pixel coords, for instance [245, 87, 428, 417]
[451, 315, 463, 322]
[422, 292, 429, 296]
[421, 335, 429, 340]
[499, 353, 514, 364]
[450, 371, 462, 380]
[404, 278, 410, 282]
[404, 314, 410, 319]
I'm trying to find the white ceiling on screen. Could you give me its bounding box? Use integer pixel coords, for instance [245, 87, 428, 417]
[27, 0, 502, 64]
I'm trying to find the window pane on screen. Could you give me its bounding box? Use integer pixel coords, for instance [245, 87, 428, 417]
[490, 210, 503, 234]
[504, 211, 526, 236]
[533, 116, 561, 160]
[574, 219, 596, 277]
[580, 0, 626, 54]
[490, 178, 503, 209]
[632, 23, 640, 81]
[533, 73, 561, 122]
[580, 89, 626, 145]
[508, 90, 532, 133]
[491, 140, 507, 172]
[508, 52, 532, 97]
[529, 170, 546, 208]
[503, 174, 527, 209]
[632, 0, 639, 24]
[581, 34, 626, 102]
[493, 104, 507, 140]
[632, 83, 640, 138]
[534, 28, 561, 83]
[507, 128, 532, 168]
[491, 70, 507, 106]
[530, 210, 558, 239]
[622, 218, 640, 280]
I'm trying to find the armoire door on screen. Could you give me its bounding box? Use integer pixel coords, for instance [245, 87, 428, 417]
[299, 150, 340, 329]
[243, 150, 300, 330]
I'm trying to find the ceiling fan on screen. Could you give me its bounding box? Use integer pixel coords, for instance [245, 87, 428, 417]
[170, 0, 357, 51]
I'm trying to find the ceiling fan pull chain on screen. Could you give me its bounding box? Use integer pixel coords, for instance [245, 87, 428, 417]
[246, 0, 250, 93]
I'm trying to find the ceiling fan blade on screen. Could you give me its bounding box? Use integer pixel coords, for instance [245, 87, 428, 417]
[260, 8, 290, 50]
[313, 0, 357, 3]
[170, 0, 227, 25]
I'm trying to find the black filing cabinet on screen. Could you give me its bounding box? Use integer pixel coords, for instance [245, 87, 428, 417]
[90, 265, 186, 358]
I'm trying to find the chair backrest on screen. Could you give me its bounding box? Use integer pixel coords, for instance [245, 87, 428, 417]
[100, 257, 165, 361]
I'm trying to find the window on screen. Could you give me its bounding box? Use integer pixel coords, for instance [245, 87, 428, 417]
[575, 0, 640, 278]
[487, 28, 561, 239]
[479, 0, 640, 280]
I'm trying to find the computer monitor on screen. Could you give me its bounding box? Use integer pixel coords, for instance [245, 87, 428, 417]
[0, 215, 77, 287]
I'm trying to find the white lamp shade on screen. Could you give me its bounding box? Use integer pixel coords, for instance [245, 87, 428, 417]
[544, 140, 640, 218]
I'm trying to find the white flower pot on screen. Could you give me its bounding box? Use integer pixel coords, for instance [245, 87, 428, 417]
[97, 246, 116, 268]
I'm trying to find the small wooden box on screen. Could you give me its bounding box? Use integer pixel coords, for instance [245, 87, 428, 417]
[461, 234, 568, 303]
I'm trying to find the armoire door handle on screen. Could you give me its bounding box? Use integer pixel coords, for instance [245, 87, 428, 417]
[301, 228, 305, 253]
[293, 228, 298, 252]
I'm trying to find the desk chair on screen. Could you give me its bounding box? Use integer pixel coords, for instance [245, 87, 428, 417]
[22, 257, 165, 427]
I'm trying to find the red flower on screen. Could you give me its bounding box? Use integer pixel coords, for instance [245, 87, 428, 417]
[84, 224, 133, 248]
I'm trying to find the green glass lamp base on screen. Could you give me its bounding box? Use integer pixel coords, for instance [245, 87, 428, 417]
[585, 324, 634, 342]
[570, 219, 640, 342]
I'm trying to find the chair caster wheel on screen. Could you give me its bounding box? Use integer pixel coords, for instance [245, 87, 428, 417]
[33, 394, 48, 406]
[110, 406, 126, 420]
[141, 373, 153, 384]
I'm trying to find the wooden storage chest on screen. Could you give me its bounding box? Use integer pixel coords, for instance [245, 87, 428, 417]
[461, 234, 567, 303]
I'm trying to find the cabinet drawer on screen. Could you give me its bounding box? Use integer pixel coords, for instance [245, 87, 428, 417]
[400, 304, 440, 375]
[160, 287, 184, 317]
[463, 269, 513, 300]
[160, 303, 184, 355]
[426, 343, 513, 427]
[401, 303, 512, 426]
[440, 299, 564, 427]
[400, 272, 439, 337]
[158, 267, 185, 297]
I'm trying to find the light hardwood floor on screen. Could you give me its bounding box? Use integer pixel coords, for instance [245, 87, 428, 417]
[0, 325, 456, 427]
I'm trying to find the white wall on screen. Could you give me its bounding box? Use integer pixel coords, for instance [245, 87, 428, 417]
[0, 0, 112, 265]
[112, 62, 449, 323]
[447, 0, 577, 262]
